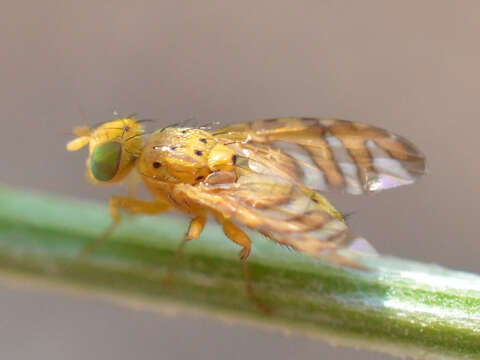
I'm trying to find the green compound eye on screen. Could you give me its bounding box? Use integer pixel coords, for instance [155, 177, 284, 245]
[90, 142, 122, 181]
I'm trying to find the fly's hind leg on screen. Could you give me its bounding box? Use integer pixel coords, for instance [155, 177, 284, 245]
[79, 196, 170, 259]
[163, 216, 207, 288]
[222, 219, 271, 314]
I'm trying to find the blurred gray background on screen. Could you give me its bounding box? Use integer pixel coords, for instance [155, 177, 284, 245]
[0, 1, 479, 359]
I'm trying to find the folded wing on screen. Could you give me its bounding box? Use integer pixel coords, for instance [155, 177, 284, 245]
[214, 117, 425, 195]
[175, 173, 368, 269]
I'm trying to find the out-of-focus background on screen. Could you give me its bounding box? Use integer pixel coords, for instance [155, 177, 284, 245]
[0, 1, 479, 359]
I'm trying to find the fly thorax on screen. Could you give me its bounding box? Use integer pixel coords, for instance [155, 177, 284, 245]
[139, 127, 218, 184]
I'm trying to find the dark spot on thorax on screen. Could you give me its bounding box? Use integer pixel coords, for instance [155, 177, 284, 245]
[194, 150, 203, 156]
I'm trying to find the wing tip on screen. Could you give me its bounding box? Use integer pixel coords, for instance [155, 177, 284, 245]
[322, 237, 378, 271]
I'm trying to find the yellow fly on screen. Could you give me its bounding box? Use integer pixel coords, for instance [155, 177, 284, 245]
[67, 116, 425, 312]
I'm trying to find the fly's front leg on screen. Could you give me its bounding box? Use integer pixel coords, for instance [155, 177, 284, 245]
[221, 218, 271, 314]
[79, 196, 171, 258]
[163, 216, 207, 287]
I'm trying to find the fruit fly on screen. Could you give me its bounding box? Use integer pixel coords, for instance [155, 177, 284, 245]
[67, 116, 425, 312]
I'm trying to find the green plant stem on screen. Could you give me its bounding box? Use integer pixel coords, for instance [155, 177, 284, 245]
[0, 186, 479, 359]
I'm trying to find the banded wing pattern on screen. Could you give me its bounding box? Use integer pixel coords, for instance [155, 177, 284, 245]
[176, 173, 363, 268]
[214, 118, 425, 195]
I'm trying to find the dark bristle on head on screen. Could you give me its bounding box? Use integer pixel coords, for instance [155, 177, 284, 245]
[136, 119, 155, 124]
[200, 138, 207, 143]
[342, 211, 356, 220]
[153, 162, 162, 168]
[194, 150, 203, 156]
[124, 130, 152, 143]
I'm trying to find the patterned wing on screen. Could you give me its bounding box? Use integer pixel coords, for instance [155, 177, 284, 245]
[174, 173, 368, 269]
[213, 118, 425, 195]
